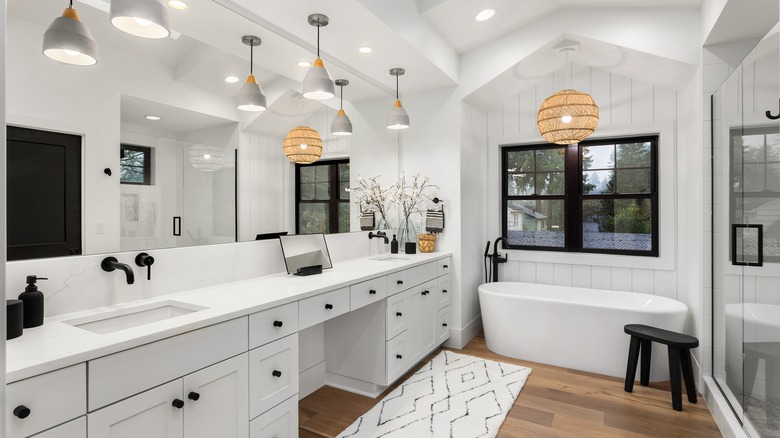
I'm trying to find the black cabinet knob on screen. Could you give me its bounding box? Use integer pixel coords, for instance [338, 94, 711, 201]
[443, 323, 448, 327]
[443, 264, 448, 268]
[273, 320, 283, 328]
[272, 370, 282, 378]
[325, 304, 333, 310]
[422, 291, 429, 296]
[13, 405, 30, 419]
[442, 289, 448, 294]
[397, 280, 403, 285]
[396, 354, 403, 359]
[396, 312, 403, 317]
[172, 399, 185, 409]
[369, 289, 377, 295]
[188, 391, 200, 401]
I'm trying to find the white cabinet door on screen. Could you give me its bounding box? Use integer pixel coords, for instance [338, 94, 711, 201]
[29, 416, 86, 438]
[408, 280, 437, 364]
[88, 380, 183, 438]
[184, 354, 249, 438]
[249, 396, 298, 438]
[249, 334, 299, 420]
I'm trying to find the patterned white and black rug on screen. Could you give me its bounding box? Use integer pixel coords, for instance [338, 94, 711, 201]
[337, 350, 532, 438]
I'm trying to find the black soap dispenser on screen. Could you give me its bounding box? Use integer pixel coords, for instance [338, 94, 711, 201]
[18, 275, 47, 328]
[391, 235, 399, 254]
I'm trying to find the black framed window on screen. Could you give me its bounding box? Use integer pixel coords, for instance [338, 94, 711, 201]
[296, 159, 350, 234]
[120, 144, 152, 185]
[502, 135, 658, 256]
[729, 126, 780, 262]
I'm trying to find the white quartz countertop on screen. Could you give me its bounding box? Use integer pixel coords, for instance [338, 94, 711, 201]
[6, 252, 451, 383]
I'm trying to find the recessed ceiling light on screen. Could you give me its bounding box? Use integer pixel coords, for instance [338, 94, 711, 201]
[145, 115, 161, 121]
[474, 9, 495, 22]
[297, 61, 312, 68]
[358, 46, 373, 54]
[167, 0, 188, 10]
[224, 75, 240, 83]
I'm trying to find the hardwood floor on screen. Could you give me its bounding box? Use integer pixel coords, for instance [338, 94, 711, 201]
[298, 332, 722, 437]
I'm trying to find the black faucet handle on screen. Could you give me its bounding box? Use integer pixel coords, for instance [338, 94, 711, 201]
[135, 253, 155, 280]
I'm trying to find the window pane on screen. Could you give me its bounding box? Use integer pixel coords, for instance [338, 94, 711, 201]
[315, 165, 329, 182]
[767, 134, 779, 160]
[508, 173, 535, 196]
[742, 135, 765, 162]
[338, 202, 350, 233]
[339, 163, 350, 182]
[300, 183, 315, 200]
[298, 203, 329, 234]
[315, 182, 330, 200]
[506, 150, 534, 173]
[616, 169, 651, 193]
[300, 166, 315, 183]
[743, 164, 764, 192]
[582, 145, 613, 169]
[582, 198, 652, 251]
[768, 163, 780, 191]
[506, 200, 565, 247]
[616, 142, 651, 168]
[535, 148, 565, 171]
[536, 172, 565, 195]
[339, 182, 350, 200]
[583, 170, 613, 194]
[741, 197, 780, 260]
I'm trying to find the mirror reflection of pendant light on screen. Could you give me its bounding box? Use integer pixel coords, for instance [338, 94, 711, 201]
[189, 144, 227, 172]
[236, 35, 267, 112]
[386, 68, 410, 130]
[42, 1, 98, 66]
[302, 14, 335, 101]
[283, 126, 322, 164]
[537, 41, 599, 145]
[110, 0, 170, 39]
[331, 79, 353, 136]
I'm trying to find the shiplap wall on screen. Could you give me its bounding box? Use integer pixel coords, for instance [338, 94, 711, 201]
[486, 64, 681, 299]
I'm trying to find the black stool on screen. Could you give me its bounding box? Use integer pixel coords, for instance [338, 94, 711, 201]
[623, 324, 699, 411]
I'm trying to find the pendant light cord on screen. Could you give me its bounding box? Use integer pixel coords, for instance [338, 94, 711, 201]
[340, 85, 344, 108]
[250, 44, 254, 75]
[317, 21, 321, 58]
[69, 0, 73, 7]
[396, 75, 399, 99]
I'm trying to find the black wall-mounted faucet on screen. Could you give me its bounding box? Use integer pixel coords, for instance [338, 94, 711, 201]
[135, 252, 155, 280]
[101, 257, 135, 284]
[368, 231, 389, 244]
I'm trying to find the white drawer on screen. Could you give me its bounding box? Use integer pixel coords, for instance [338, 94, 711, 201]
[7, 364, 87, 438]
[387, 262, 438, 296]
[89, 317, 248, 411]
[436, 306, 450, 344]
[249, 395, 298, 438]
[386, 331, 410, 385]
[249, 302, 299, 349]
[298, 287, 349, 329]
[385, 292, 408, 340]
[437, 276, 451, 310]
[437, 257, 451, 277]
[249, 334, 299, 419]
[29, 416, 86, 438]
[350, 276, 388, 311]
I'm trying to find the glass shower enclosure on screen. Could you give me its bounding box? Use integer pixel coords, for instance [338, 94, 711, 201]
[712, 25, 780, 438]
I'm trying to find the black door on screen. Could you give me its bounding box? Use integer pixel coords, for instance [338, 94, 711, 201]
[7, 126, 82, 260]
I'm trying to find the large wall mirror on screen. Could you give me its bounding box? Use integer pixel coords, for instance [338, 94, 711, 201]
[6, 0, 400, 260]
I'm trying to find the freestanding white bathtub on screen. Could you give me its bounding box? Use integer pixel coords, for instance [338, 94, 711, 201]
[478, 282, 689, 381]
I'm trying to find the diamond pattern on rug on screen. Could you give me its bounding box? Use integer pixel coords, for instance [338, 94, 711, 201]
[337, 351, 532, 438]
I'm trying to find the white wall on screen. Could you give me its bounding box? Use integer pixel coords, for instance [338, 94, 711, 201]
[1, 0, 7, 428]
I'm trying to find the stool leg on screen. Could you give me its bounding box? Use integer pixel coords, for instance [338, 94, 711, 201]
[640, 339, 652, 386]
[668, 347, 682, 411]
[625, 336, 641, 393]
[680, 348, 697, 404]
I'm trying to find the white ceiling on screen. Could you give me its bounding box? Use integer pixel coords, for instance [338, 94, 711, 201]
[120, 95, 237, 134]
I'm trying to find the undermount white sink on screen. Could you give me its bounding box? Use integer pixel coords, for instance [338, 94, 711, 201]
[64, 300, 208, 335]
[372, 256, 410, 261]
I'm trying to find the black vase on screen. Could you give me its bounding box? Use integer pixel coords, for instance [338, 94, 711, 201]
[405, 242, 417, 254]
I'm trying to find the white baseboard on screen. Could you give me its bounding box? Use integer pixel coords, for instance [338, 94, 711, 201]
[299, 361, 326, 399]
[444, 314, 482, 349]
[326, 372, 386, 398]
[703, 376, 747, 438]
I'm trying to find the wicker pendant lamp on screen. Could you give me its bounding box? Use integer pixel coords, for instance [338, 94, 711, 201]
[283, 126, 322, 164]
[537, 42, 598, 145]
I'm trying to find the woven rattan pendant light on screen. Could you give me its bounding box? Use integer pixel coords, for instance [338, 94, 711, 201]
[537, 42, 598, 145]
[283, 126, 322, 164]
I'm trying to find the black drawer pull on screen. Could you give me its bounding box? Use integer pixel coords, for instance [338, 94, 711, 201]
[13, 405, 30, 419]
[397, 280, 403, 285]
[396, 312, 403, 317]
[325, 304, 333, 310]
[272, 370, 282, 378]
[369, 289, 377, 295]
[172, 399, 185, 409]
[188, 391, 200, 401]
[442, 289, 448, 294]
[443, 264, 448, 268]
[273, 320, 283, 328]
[442, 323, 448, 327]
[422, 290, 429, 296]
[396, 354, 403, 359]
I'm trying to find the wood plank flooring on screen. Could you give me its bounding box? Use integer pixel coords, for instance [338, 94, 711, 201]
[298, 332, 722, 437]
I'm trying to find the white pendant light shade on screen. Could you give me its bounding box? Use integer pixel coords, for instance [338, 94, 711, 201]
[237, 75, 267, 112]
[283, 126, 322, 164]
[110, 0, 170, 39]
[43, 7, 98, 66]
[331, 109, 353, 136]
[386, 100, 410, 130]
[302, 58, 335, 100]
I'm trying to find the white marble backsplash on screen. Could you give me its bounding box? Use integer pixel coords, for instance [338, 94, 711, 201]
[6, 231, 391, 317]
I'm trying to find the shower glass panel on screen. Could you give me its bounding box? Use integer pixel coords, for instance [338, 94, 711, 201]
[714, 26, 780, 438]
